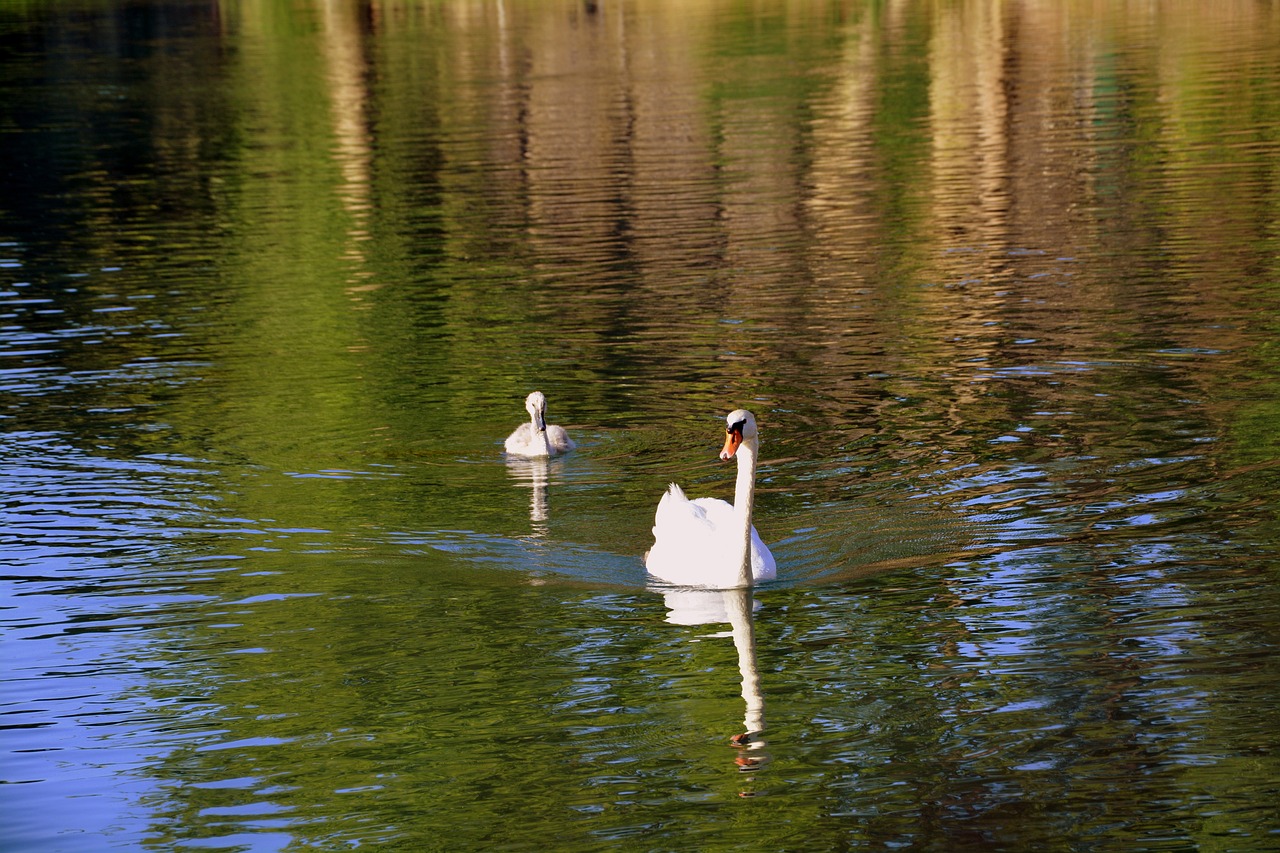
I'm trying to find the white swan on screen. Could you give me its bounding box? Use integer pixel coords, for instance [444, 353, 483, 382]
[645, 409, 777, 588]
[504, 391, 575, 457]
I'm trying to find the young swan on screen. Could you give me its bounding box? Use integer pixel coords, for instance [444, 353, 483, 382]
[504, 391, 575, 457]
[645, 409, 777, 588]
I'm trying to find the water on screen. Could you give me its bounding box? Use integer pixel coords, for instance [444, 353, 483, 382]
[3, 0, 1280, 849]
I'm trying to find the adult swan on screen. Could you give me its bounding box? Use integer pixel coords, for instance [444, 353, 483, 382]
[645, 409, 777, 588]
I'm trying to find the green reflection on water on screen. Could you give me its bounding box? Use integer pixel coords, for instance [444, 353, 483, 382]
[3, 0, 1280, 850]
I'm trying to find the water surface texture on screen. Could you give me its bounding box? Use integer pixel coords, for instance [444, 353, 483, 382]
[3, 1, 1280, 850]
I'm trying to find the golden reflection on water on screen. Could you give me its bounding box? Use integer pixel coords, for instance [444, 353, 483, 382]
[268, 0, 1280, 400]
[320, 0, 378, 297]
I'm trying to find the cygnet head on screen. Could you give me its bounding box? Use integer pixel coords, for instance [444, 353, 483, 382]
[720, 409, 758, 460]
[525, 391, 548, 431]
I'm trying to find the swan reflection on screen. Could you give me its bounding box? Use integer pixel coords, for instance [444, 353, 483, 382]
[504, 456, 552, 536]
[661, 586, 769, 771]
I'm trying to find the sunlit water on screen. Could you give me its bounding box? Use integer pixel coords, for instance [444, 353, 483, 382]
[3, 1, 1280, 850]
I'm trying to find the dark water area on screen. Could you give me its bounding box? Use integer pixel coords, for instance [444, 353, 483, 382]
[2, 1, 1280, 850]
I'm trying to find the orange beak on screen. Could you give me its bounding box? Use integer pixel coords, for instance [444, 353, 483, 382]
[720, 427, 743, 461]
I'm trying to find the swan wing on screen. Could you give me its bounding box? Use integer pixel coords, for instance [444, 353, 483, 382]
[672, 494, 774, 579]
[689, 496, 736, 529]
[504, 423, 537, 455]
[646, 486, 776, 584]
[647, 485, 748, 585]
[546, 425, 575, 454]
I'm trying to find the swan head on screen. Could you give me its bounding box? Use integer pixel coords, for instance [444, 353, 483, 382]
[720, 409, 758, 460]
[525, 391, 548, 431]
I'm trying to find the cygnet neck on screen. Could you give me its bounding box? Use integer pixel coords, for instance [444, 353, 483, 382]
[529, 410, 550, 454]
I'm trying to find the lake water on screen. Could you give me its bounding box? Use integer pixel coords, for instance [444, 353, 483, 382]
[3, 0, 1280, 849]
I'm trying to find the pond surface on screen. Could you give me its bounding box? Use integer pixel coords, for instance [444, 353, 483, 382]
[3, 0, 1280, 849]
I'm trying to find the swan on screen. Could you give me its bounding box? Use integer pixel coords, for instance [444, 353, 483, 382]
[645, 409, 777, 588]
[504, 391, 575, 457]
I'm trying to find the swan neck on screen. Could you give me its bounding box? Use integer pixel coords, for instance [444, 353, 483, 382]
[733, 439, 758, 587]
[530, 410, 550, 454]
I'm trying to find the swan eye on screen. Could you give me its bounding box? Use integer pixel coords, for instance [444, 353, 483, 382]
[727, 420, 746, 435]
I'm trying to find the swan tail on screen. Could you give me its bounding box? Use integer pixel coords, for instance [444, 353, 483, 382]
[653, 484, 684, 530]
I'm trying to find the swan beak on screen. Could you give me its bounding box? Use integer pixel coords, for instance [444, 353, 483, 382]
[720, 426, 743, 460]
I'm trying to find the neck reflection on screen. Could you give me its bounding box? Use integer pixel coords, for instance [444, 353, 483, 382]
[661, 586, 770, 774]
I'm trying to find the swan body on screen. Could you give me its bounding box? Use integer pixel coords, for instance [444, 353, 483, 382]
[505, 391, 574, 457]
[645, 409, 776, 588]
